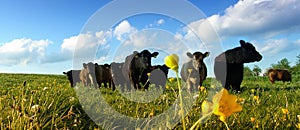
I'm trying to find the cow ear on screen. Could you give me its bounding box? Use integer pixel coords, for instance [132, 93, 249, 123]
[240, 40, 246, 47]
[204, 52, 210, 57]
[186, 52, 193, 58]
[152, 52, 159, 58]
[83, 63, 87, 68]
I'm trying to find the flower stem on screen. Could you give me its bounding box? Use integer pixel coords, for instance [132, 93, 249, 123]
[189, 113, 212, 130]
[223, 121, 230, 130]
[176, 72, 186, 130]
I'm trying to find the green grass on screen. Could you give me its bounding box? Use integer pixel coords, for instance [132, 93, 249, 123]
[0, 73, 300, 129]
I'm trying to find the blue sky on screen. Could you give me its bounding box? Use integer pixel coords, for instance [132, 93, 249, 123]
[0, 0, 300, 77]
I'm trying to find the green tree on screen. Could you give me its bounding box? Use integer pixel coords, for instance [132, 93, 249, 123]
[296, 54, 300, 65]
[271, 58, 291, 70]
[244, 66, 253, 77]
[252, 65, 262, 76]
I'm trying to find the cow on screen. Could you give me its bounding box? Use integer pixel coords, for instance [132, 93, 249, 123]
[267, 69, 292, 84]
[124, 50, 159, 90]
[214, 40, 262, 92]
[180, 52, 210, 92]
[111, 62, 131, 91]
[149, 64, 169, 89]
[63, 70, 81, 87]
[80, 62, 98, 87]
[95, 63, 115, 90]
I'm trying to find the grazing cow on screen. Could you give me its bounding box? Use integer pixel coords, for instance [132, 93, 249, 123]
[267, 69, 292, 84]
[63, 70, 81, 87]
[111, 62, 130, 91]
[124, 50, 159, 90]
[80, 62, 97, 87]
[180, 52, 210, 92]
[95, 63, 115, 90]
[149, 64, 169, 88]
[214, 40, 262, 92]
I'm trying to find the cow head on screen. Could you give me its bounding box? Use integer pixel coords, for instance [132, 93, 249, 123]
[187, 51, 210, 70]
[133, 50, 159, 69]
[239, 40, 262, 63]
[83, 62, 96, 74]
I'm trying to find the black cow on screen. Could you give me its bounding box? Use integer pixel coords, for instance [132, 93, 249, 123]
[124, 50, 159, 90]
[80, 62, 98, 87]
[63, 70, 81, 87]
[149, 64, 169, 89]
[180, 52, 210, 92]
[95, 63, 115, 90]
[111, 62, 131, 91]
[214, 40, 262, 92]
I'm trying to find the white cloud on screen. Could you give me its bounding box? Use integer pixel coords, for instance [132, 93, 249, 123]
[157, 19, 165, 25]
[113, 20, 137, 41]
[257, 38, 300, 56]
[0, 38, 51, 66]
[186, 0, 300, 41]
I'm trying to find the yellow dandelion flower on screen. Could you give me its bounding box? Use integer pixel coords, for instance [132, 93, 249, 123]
[168, 78, 175, 82]
[199, 86, 206, 92]
[212, 89, 243, 122]
[250, 117, 255, 122]
[297, 115, 300, 121]
[147, 73, 151, 77]
[166, 85, 170, 89]
[296, 122, 300, 129]
[164, 54, 179, 72]
[282, 108, 289, 114]
[253, 96, 259, 101]
[251, 89, 255, 93]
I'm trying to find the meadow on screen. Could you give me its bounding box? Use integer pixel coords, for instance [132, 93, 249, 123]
[0, 73, 300, 129]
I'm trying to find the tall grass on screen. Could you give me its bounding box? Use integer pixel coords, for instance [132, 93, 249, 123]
[0, 73, 300, 129]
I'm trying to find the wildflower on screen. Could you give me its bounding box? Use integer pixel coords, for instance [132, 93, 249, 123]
[168, 78, 175, 82]
[282, 108, 289, 114]
[212, 89, 243, 122]
[199, 86, 206, 92]
[147, 73, 151, 77]
[165, 85, 170, 89]
[296, 123, 300, 129]
[297, 115, 300, 121]
[251, 89, 255, 94]
[250, 117, 255, 122]
[149, 109, 154, 117]
[253, 96, 259, 101]
[164, 54, 179, 72]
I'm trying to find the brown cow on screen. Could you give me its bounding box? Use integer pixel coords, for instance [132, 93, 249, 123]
[95, 63, 115, 90]
[267, 69, 292, 84]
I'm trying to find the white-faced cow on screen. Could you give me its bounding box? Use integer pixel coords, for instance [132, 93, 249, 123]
[214, 40, 262, 92]
[180, 52, 210, 92]
[124, 50, 159, 90]
[80, 62, 98, 87]
[63, 70, 81, 87]
[95, 63, 115, 90]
